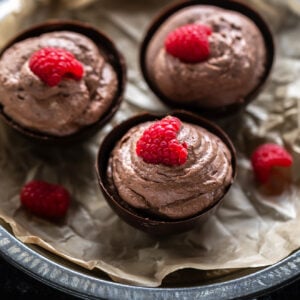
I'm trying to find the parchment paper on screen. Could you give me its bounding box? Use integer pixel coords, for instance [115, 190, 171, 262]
[0, 0, 300, 287]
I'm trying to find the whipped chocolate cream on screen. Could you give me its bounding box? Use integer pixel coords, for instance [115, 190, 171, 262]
[108, 121, 233, 219]
[146, 5, 266, 108]
[0, 31, 117, 136]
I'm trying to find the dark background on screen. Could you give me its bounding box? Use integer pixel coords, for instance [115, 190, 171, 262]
[1, 255, 300, 300]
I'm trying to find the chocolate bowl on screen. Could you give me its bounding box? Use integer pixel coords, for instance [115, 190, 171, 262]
[96, 111, 237, 235]
[0, 20, 126, 143]
[140, 0, 274, 118]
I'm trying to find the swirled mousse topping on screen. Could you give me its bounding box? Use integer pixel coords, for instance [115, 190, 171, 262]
[108, 116, 233, 220]
[0, 31, 118, 136]
[146, 5, 266, 108]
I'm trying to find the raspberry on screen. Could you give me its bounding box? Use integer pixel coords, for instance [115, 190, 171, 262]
[164, 24, 212, 63]
[136, 116, 188, 166]
[29, 47, 84, 86]
[251, 143, 293, 184]
[20, 180, 70, 218]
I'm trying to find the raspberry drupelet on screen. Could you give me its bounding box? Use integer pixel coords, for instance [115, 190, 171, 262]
[136, 116, 188, 166]
[164, 24, 212, 63]
[20, 180, 70, 218]
[251, 143, 293, 184]
[29, 47, 84, 86]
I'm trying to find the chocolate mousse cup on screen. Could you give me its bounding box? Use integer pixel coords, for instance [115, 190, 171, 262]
[96, 111, 236, 235]
[140, 0, 274, 118]
[0, 21, 126, 143]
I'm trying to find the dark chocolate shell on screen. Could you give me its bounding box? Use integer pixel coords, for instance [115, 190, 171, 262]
[140, 0, 274, 118]
[96, 110, 237, 235]
[0, 20, 126, 143]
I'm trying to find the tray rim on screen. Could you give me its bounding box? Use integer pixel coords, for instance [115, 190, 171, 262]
[1, 225, 300, 300]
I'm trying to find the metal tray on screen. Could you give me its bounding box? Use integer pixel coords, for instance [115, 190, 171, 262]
[1, 223, 300, 299]
[0, 0, 300, 299]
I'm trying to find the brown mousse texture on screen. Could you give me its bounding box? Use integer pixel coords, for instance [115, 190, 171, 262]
[0, 31, 117, 136]
[107, 120, 233, 219]
[145, 5, 266, 108]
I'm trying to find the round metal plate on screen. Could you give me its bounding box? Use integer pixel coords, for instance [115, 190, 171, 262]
[1, 225, 300, 300]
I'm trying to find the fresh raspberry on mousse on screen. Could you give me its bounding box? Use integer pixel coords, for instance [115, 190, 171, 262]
[136, 116, 188, 166]
[164, 24, 212, 63]
[29, 47, 84, 86]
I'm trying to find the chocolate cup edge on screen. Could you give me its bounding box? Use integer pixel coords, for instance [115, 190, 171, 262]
[0, 20, 127, 143]
[139, 0, 275, 118]
[95, 110, 237, 235]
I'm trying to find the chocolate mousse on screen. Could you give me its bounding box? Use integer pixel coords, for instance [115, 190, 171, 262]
[107, 116, 233, 219]
[0, 28, 120, 137]
[142, 3, 271, 112]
